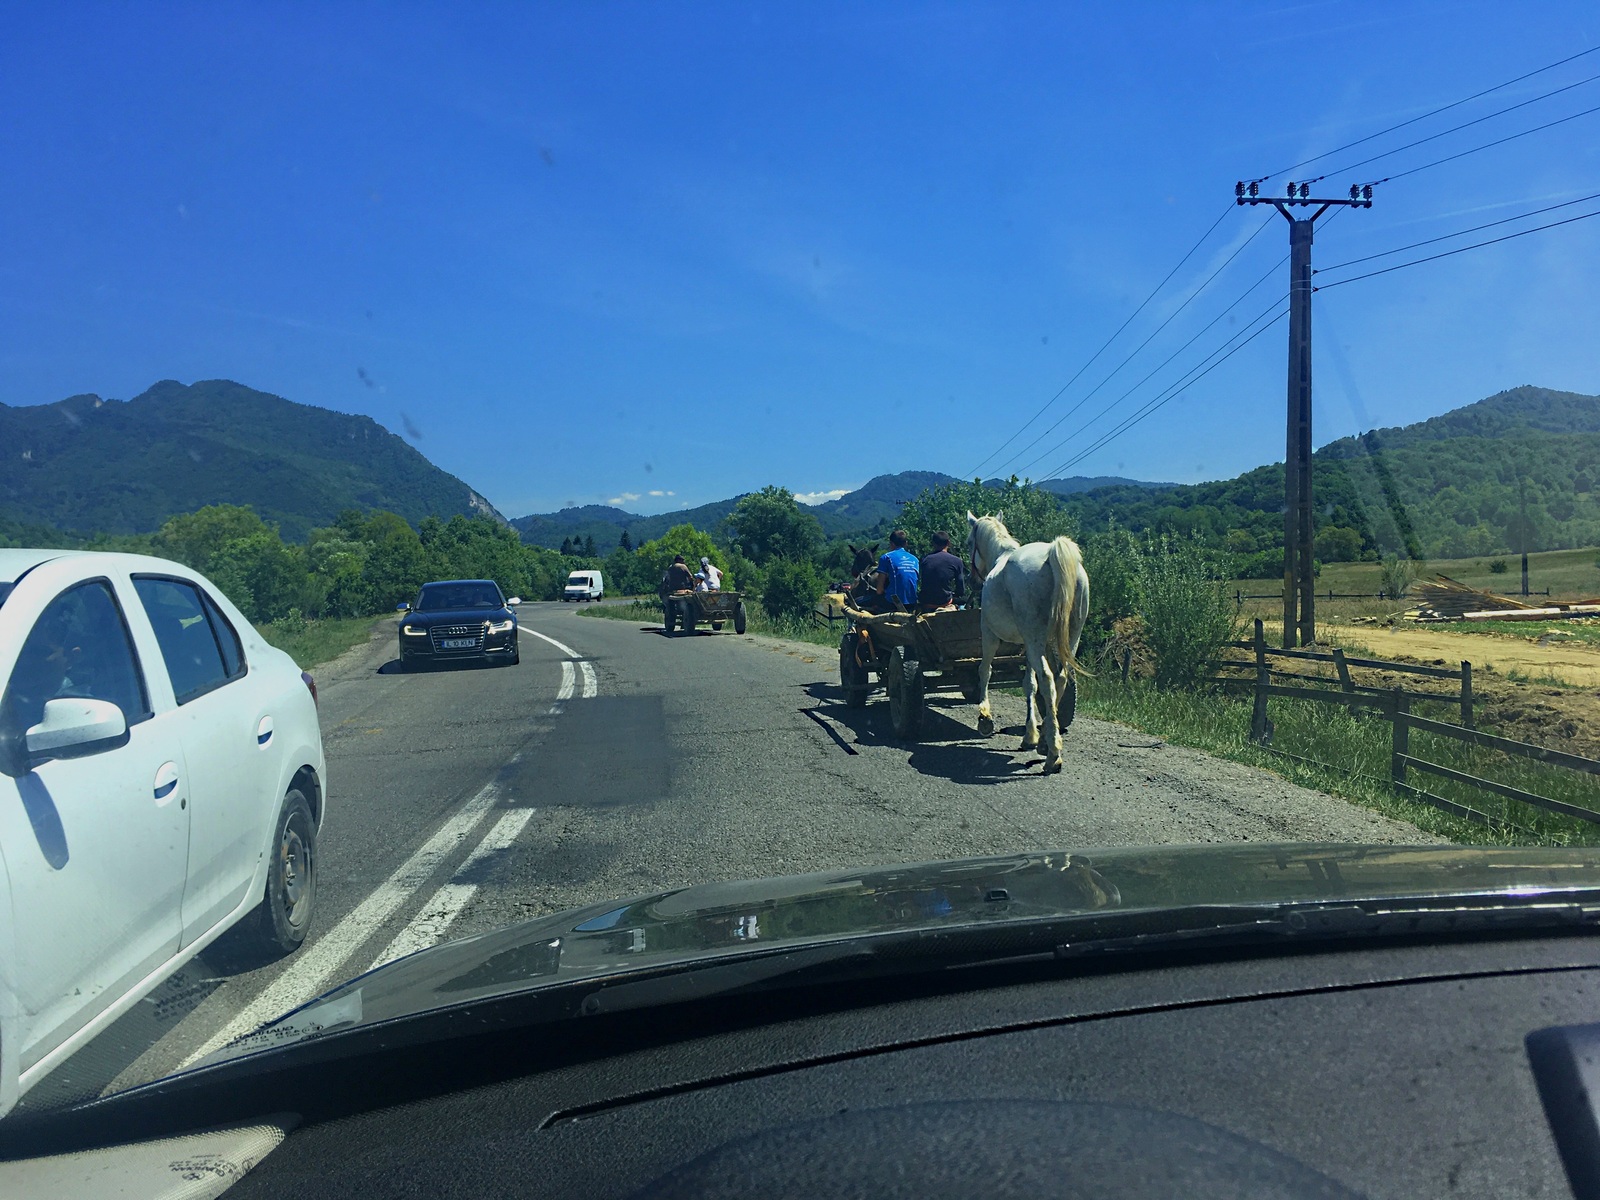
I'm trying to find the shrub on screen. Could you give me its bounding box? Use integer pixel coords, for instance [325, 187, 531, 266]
[1379, 555, 1421, 599]
[1131, 534, 1240, 690]
[1079, 524, 1138, 654]
[1490, 558, 1509, 574]
[761, 559, 824, 623]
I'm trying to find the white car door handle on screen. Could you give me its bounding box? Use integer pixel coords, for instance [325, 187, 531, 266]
[153, 761, 180, 805]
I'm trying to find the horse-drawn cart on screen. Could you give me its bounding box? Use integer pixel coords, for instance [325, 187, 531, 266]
[838, 604, 1068, 739]
[664, 590, 749, 636]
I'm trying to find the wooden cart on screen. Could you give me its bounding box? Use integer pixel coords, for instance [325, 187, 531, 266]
[838, 604, 1064, 739]
[664, 590, 748, 635]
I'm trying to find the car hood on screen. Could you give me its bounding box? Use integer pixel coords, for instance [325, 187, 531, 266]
[402, 606, 514, 626]
[203, 842, 1600, 1064]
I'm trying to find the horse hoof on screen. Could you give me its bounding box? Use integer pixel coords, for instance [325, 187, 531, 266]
[977, 715, 995, 737]
[1018, 735, 1038, 751]
[1043, 758, 1063, 775]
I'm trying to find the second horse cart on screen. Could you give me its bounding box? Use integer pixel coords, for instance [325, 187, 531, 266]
[664, 590, 749, 635]
[837, 604, 1073, 739]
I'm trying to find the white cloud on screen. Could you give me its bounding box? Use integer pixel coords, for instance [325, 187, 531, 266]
[647, 489, 676, 497]
[794, 486, 856, 506]
[607, 492, 641, 505]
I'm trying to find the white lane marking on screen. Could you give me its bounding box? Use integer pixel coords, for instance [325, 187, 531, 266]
[367, 808, 536, 971]
[525, 628, 580, 659]
[557, 660, 575, 701]
[579, 660, 598, 699]
[183, 783, 503, 1066]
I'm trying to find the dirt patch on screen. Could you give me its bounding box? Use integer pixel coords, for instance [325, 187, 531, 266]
[1339, 624, 1600, 689]
[1320, 626, 1600, 762]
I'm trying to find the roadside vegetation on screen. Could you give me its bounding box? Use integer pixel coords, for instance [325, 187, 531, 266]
[257, 613, 382, 669]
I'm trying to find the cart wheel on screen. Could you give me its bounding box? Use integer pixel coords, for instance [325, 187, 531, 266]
[887, 645, 924, 740]
[711, 622, 724, 631]
[1059, 676, 1077, 730]
[839, 632, 868, 708]
[663, 600, 676, 634]
[681, 600, 698, 634]
[734, 601, 748, 635]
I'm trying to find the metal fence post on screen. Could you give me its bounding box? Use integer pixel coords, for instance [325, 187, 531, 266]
[1390, 689, 1410, 786]
[1461, 661, 1473, 730]
[1250, 618, 1270, 743]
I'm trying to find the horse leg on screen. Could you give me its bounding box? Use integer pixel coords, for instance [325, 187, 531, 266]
[1030, 646, 1063, 773]
[975, 629, 997, 737]
[1056, 661, 1075, 732]
[1020, 661, 1039, 750]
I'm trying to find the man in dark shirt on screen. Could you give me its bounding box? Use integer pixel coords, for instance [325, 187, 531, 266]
[659, 554, 697, 596]
[917, 531, 966, 612]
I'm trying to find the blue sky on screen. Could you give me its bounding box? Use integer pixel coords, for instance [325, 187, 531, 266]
[3, 1, 1598, 519]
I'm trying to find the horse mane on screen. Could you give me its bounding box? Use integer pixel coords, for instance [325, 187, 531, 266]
[970, 513, 1020, 566]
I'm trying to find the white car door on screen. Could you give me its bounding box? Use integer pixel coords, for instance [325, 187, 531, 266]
[0, 577, 189, 1074]
[129, 575, 274, 944]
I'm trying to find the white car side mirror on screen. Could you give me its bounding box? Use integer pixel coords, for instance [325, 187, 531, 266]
[506, 597, 522, 606]
[25, 698, 129, 763]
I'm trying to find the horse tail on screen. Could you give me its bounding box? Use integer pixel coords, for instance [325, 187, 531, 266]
[1046, 536, 1092, 679]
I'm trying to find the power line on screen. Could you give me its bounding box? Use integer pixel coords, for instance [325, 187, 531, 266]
[991, 210, 1276, 477]
[968, 204, 1232, 477]
[1315, 189, 1600, 273]
[1249, 43, 1600, 184]
[1016, 252, 1286, 477]
[1301, 68, 1600, 184]
[1360, 99, 1600, 188]
[1315, 206, 1600, 291]
[1049, 307, 1290, 476]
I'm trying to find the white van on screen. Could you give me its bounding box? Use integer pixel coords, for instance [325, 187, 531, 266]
[563, 570, 604, 602]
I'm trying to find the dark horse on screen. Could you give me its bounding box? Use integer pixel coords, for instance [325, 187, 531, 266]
[839, 543, 879, 605]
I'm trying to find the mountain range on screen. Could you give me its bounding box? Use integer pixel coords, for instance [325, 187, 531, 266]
[0, 379, 501, 540]
[2, 378, 1593, 561]
[511, 472, 1173, 553]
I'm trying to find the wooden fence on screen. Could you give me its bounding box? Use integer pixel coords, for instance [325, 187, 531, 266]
[1213, 618, 1600, 829]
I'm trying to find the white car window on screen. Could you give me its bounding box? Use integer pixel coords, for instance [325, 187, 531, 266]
[1, 580, 150, 731]
[132, 576, 234, 704]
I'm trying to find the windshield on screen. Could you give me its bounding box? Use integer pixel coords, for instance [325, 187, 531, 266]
[3, 4, 1598, 1126]
[415, 583, 503, 611]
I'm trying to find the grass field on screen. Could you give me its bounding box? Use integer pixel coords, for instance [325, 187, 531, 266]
[257, 614, 381, 668]
[1078, 676, 1600, 848]
[1231, 546, 1600, 627]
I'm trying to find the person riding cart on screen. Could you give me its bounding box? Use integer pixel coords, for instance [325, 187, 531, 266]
[917, 531, 966, 613]
[866, 529, 919, 613]
[659, 555, 696, 597]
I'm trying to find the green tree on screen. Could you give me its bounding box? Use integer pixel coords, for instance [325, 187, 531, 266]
[155, 504, 274, 572]
[899, 478, 1074, 555]
[761, 559, 825, 622]
[636, 525, 727, 591]
[560, 536, 573, 556]
[1313, 525, 1364, 563]
[206, 532, 309, 622]
[583, 534, 596, 558]
[619, 528, 633, 552]
[726, 485, 824, 564]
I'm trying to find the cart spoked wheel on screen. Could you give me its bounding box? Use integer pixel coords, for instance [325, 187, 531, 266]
[733, 602, 748, 635]
[886, 644, 924, 740]
[839, 630, 869, 708]
[1058, 675, 1077, 730]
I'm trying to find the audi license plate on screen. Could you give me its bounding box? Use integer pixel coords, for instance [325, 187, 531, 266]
[441, 637, 476, 649]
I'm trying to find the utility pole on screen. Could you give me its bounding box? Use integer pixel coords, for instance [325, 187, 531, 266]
[1235, 179, 1372, 648]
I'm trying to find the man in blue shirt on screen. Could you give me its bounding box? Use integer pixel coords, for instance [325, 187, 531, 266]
[870, 529, 920, 611]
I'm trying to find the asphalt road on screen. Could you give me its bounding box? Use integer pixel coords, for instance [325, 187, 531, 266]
[24, 601, 1430, 1111]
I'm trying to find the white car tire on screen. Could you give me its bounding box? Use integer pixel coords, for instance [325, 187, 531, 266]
[253, 787, 318, 955]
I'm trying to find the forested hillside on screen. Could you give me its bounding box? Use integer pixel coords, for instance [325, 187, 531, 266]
[0, 379, 502, 539]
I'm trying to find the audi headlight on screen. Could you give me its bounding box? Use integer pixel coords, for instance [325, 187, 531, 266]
[487, 618, 515, 633]
[402, 624, 428, 636]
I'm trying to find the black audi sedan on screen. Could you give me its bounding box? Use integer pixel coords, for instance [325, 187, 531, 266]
[397, 579, 521, 670]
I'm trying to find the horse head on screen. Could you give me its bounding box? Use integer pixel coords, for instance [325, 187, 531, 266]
[966, 511, 1012, 584]
[848, 542, 879, 580]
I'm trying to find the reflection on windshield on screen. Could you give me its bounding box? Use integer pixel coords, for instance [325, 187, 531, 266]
[416, 586, 502, 611]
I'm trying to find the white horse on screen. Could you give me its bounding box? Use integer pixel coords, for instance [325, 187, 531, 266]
[966, 511, 1090, 774]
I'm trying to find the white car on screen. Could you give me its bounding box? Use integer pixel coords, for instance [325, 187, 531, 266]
[0, 550, 326, 1117]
